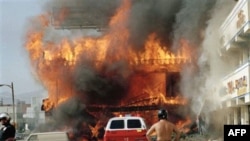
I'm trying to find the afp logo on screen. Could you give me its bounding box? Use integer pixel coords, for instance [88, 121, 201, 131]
[224, 125, 250, 141]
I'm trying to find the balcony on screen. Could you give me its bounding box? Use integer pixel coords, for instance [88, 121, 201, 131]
[220, 0, 250, 51]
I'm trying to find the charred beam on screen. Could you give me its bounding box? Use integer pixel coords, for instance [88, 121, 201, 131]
[85, 105, 182, 112]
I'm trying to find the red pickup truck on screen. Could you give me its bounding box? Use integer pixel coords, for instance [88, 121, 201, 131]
[103, 115, 148, 141]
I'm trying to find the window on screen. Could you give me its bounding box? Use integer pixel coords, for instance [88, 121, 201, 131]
[110, 120, 124, 129]
[127, 119, 141, 128]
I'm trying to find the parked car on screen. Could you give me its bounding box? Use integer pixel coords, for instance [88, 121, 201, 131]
[24, 131, 70, 141]
[103, 115, 148, 141]
[15, 133, 24, 140]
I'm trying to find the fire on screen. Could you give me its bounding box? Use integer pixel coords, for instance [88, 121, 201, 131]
[158, 94, 187, 105]
[176, 117, 192, 134]
[25, 0, 192, 108]
[41, 98, 53, 111]
[25, 0, 194, 139]
[53, 8, 69, 27]
[129, 33, 191, 66]
[88, 121, 102, 138]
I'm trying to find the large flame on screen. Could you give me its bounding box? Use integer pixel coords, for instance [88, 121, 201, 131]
[25, 0, 194, 138]
[26, 0, 195, 137]
[25, 0, 192, 110]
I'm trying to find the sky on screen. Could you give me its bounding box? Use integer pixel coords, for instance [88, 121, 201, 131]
[0, 0, 48, 104]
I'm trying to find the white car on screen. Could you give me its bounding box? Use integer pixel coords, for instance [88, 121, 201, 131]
[24, 131, 70, 141]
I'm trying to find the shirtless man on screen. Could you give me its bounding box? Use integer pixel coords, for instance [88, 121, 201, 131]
[146, 109, 180, 141]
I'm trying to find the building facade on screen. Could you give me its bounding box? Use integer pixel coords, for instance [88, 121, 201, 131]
[0, 101, 32, 132]
[0, 97, 45, 132]
[23, 96, 45, 131]
[220, 0, 250, 125]
[0, 105, 16, 123]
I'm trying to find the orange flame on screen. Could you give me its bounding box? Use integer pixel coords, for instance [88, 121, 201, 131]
[129, 33, 191, 66]
[176, 117, 192, 133]
[25, 0, 192, 110]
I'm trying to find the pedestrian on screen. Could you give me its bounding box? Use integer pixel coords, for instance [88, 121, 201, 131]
[146, 109, 180, 141]
[0, 113, 16, 141]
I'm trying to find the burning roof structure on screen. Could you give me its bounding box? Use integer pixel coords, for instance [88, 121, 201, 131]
[24, 0, 221, 140]
[26, 0, 193, 109]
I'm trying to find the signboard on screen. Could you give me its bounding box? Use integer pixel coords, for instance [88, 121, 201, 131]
[223, 64, 249, 97]
[227, 75, 247, 96]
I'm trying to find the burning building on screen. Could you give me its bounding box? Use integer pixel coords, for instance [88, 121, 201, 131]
[23, 0, 219, 140]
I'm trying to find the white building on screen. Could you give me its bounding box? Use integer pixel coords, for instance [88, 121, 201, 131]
[23, 97, 45, 128]
[0, 97, 46, 131]
[0, 105, 16, 124]
[220, 0, 250, 125]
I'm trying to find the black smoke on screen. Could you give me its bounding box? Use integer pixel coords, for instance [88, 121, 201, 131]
[73, 61, 130, 105]
[128, 0, 183, 50]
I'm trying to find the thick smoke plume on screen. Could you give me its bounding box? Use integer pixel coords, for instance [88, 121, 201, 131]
[43, 0, 183, 49]
[174, 0, 218, 115]
[73, 62, 129, 105]
[176, 0, 236, 135]
[128, 0, 182, 49]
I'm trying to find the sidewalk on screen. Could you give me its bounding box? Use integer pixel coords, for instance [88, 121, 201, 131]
[180, 133, 223, 141]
